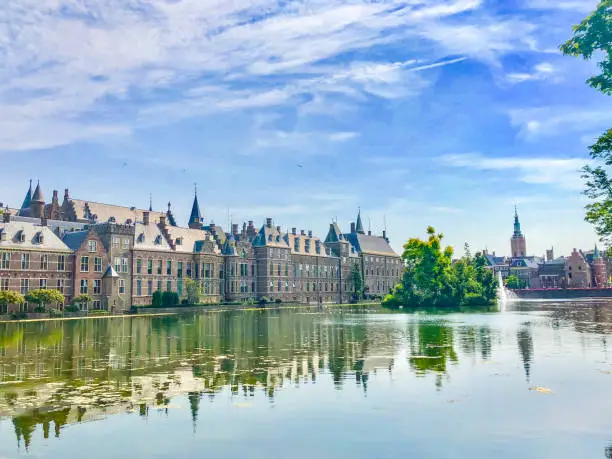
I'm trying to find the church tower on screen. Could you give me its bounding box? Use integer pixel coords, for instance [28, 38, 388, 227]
[510, 206, 526, 258]
[188, 186, 203, 229]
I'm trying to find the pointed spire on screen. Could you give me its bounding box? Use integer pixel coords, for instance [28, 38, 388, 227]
[166, 202, 177, 227]
[20, 179, 33, 210]
[188, 185, 202, 229]
[513, 206, 522, 237]
[149, 193, 153, 212]
[356, 207, 364, 234]
[32, 180, 44, 202]
[594, 244, 601, 259]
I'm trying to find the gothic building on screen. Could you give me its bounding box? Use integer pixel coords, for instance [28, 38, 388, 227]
[0, 181, 402, 315]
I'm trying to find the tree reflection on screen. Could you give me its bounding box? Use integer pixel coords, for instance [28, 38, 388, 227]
[517, 324, 534, 383]
[408, 321, 458, 389]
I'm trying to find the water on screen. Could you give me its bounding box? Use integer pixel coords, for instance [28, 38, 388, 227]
[497, 270, 518, 308]
[0, 303, 611, 458]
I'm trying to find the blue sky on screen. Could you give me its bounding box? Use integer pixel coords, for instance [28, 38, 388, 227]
[1, 0, 609, 257]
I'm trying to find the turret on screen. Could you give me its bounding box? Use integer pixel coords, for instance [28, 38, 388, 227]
[356, 208, 364, 234]
[30, 181, 45, 218]
[188, 188, 203, 229]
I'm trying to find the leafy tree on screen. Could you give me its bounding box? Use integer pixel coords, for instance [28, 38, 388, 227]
[152, 290, 163, 307]
[161, 291, 179, 306]
[504, 275, 523, 290]
[350, 262, 363, 301]
[0, 291, 25, 306]
[73, 294, 93, 304]
[185, 279, 201, 305]
[561, 1, 612, 243]
[25, 289, 65, 311]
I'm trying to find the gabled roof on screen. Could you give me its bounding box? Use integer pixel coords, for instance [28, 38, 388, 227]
[222, 235, 237, 256]
[133, 222, 172, 252]
[189, 194, 202, 227]
[343, 232, 398, 257]
[69, 199, 166, 224]
[324, 222, 344, 243]
[0, 221, 71, 252]
[62, 230, 89, 251]
[253, 222, 290, 248]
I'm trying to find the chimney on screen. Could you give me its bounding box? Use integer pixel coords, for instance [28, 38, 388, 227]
[159, 215, 166, 226]
[368, 230, 372, 236]
[300, 230, 305, 236]
[143, 211, 150, 225]
[382, 230, 387, 240]
[266, 218, 272, 227]
[292, 228, 296, 235]
[210, 223, 216, 233]
[276, 225, 281, 232]
[232, 223, 239, 236]
[52, 190, 59, 201]
[248, 220, 253, 227]
[3, 208, 10, 223]
[350, 222, 356, 233]
[308, 230, 312, 238]
[64, 188, 70, 200]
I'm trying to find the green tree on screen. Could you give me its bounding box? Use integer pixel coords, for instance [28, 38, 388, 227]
[350, 262, 363, 301]
[152, 290, 163, 307]
[504, 275, 522, 290]
[561, 1, 612, 243]
[185, 279, 201, 305]
[0, 291, 25, 307]
[25, 289, 65, 311]
[161, 291, 179, 306]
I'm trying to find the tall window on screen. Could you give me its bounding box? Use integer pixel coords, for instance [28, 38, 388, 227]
[136, 258, 142, 274]
[269, 263, 273, 275]
[57, 254, 65, 271]
[157, 280, 162, 292]
[148, 260, 153, 275]
[157, 259, 162, 275]
[57, 279, 63, 292]
[147, 280, 153, 296]
[204, 263, 211, 278]
[88, 240, 97, 253]
[40, 254, 48, 270]
[186, 262, 192, 278]
[94, 257, 102, 272]
[166, 280, 172, 292]
[80, 256, 89, 272]
[0, 279, 9, 290]
[21, 254, 30, 270]
[122, 257, 128, 273]
[166, 260, 172, 275]
[177, 279, 183, 296]
[93, 280, 101, 294]
[119, 279, 125, 294]
[0, 252, 9, 270]
[112, 236, 120, 247]
[80, 279, 88, 294]
[40, 278, 47, 289]
[115, 257, 121, 273]
[177, 262, 183, 278]
[20, 279, 29, 294]
[136, 279, 142, 296]
[122, 238, 130, 250]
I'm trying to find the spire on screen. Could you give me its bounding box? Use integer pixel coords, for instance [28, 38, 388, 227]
[32, 180, 44, 202]
[149, 193, 153, 212]
[594, 244, 601, 259]
[20, 179, 33, 210]
[166, 202, 177, 227]
[188, 186, 202, 229]
[513, 206, 522, 237]
[356, 207, 364, 234]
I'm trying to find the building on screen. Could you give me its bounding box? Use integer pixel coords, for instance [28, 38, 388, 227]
[565, 248, 592, 288]
[0, 181, 402, 315]
[511, 207, 527, 258]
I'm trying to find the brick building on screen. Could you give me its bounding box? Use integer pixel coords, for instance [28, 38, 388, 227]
[0, 181, 402, 315]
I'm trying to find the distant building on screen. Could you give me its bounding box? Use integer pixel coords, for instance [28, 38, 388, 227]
[510, 207, 527, 258]
[565, 248, 592, 288]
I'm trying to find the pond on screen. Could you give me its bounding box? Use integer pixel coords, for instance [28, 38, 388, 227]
[0, 302, 611, 458]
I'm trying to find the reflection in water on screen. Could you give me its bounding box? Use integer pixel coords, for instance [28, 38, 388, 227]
[0, 302, 611, 455]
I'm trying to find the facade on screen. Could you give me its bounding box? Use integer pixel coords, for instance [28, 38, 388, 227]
[510, 207, 527, 258]
[0, 181, 402, 315]
[565, 248, 592, 288]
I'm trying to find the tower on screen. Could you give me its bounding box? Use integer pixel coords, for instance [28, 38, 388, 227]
[592, 245, 607, 287]
[30, 181, 45, 219]
[188, 186, 202, 229]
[510, 206, 526, 258]
[355, 208, 365, 234]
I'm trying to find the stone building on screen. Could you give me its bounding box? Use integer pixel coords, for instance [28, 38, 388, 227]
[565, 248, 592, 288]
[0, 181, 402, 315]
[511, 207, 527, 258]
[591, 246, 608, 287]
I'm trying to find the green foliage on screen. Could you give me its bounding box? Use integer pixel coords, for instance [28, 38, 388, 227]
[65, 304, 80, 313]
[152, 290, 163, 307]
[72, 294, 93, 305]
[561, 2, 612, 242]
[259, 296, 269, 305]
[382, 228, 498, 309]
[274, 298, 282, 304]
[25, 289, 65, 308]
[161, 291, 179, 306]
[185, 279, 201, 305]
[504, 275, 524, 290]
[0, 290, 25, 306]
[350, 262, 363, 301]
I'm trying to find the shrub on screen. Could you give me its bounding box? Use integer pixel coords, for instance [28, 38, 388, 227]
[274, 298, 282, 304]
[181, 299, 189, 305]
[10, 312, 27, 320]
[161, 291, 179, 306]
[462, 293, 491, 306]
[48, 308, 62, 318]
[381, 294, 401, 309]
[0, 291, 25, 307]
[65, 304, 80, 313]
[258, 296, 269, 305]
[152, 290, 163, 307]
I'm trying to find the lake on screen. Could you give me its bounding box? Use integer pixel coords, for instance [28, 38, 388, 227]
[0, 302, 611, 458]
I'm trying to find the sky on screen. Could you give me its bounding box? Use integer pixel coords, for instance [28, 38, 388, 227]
[0, 0, 609, 258]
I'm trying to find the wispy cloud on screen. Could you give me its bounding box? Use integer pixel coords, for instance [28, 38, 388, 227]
[506, 62, 559, 84]
[508, 107, 612, 138]
[439, 153, 587, 189]
[524, 0, 599, 13]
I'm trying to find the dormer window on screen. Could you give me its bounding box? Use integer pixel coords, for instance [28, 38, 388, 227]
[18, 231, 26, 243]
[155, 235, 162, 245]
[137, 233, 145, 243]
[108, 216, 116, 223]
[276, 235, 280, 242]
[305, 240, 311, 252]
[294, 239, 300, 252]
[37, 232, 44, 244]
[268, 235, 272, 242]
[0, 230, 6, 242]
[176, 237, 182, 245]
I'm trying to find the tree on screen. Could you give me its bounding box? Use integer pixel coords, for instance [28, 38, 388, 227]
[350, 262, 363, 301]
[0, 290, 25, 307]
[161, 291, 179, 306]
[185, 279, 201, 305]
[152, 290, 163, 307]
[561, 1, 612, 243]
[505, 275, 523, 290]
[25, 289, 65, 311]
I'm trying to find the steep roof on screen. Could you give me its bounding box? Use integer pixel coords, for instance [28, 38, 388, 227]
[69, 199, 166, 224]
[252, 222, 290, 248]
[133, 222, 173, 252]
[189, 194, 202, 227]
[343, 232, 398, 257]
[62, 231, 89, 251]
[221, 235, 237, 256]
[324, 222, 344, 243]
[103, 265, 120, 278]
[286, 232, 331, 256]
[32, 182, 44, 202]
[163, 225, 211, 253]
[20, 180, 33, 210]
[0, 221, 71, 252]
[356, 210, 364, 234]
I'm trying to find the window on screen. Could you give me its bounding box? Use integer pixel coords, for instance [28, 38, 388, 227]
[251, 281, 255, 293]
[277, 264, 281, 276]
[80, 256, 89, 272]
[148, 260, 153, 275]
[157, 259, 163, 275]
[122, 238, 130, 250]
[0, 279, 8, 290]
[119, 279, 125, 294]
[147, 280, 153, 296]
[157, 280, 162, 292]
[92, 300, 101, 310]
[204, 263, 211, 278]
[178, 262, 183, 278]
[40, 278, 47, 289]
[269, 248, 273, 258]
[178, 280, 183, 296]
[0, 252, 9, 270]
[57, 279, 64, 292]
[21, 254, 30, 270]
[20, 279, 29, 294]
[115, 257, 121, 273]
[285, 281, 289, 291]
[40, 254, 48, 270]
[285, 264, 289, 276]
[57, 255, 65, 271]
[93, 279, 101, 294]
[251, 265, 255, 277]
[136, 279, 142, 296]
[269, 263, 274, 275]
[80, 279, 88, 294]
[88, 240, 97, 253]
[186, 262, 192, 278]
[94, 257, 102, 272]
[167, 260, 172, 276]
[122, 257, 128, 273]
[112, 236, 120, 247]
[137, 258, 142, 274]
[166, 280, 172, 292]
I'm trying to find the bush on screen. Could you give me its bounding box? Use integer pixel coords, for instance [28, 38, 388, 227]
[33, 305, 46, 313]
[152, 290, 163, 307]
[274, 298, 282, 304]
[48, 308, 62, 318]
[258, 296, 269, 305]
[65, 304, 80, 313]
[181, 299, 189, 305]
[381, 294, 401, 309]
[161, 291, 179, 306]
[462, 293, 492, 306]
[10, 312, 27, 320]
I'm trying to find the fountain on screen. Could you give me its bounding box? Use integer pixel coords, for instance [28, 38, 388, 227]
[497, 271, 518, 310]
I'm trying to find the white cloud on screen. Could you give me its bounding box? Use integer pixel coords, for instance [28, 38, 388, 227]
[508, 107, 612, 138]
[506, 62, 560, 84]
[439, 153, 587, 190]
[524, 0, 599, 13]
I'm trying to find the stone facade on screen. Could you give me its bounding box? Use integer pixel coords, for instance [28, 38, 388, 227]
[0, 181, 403, 315]
[565, 248, 592, 288]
